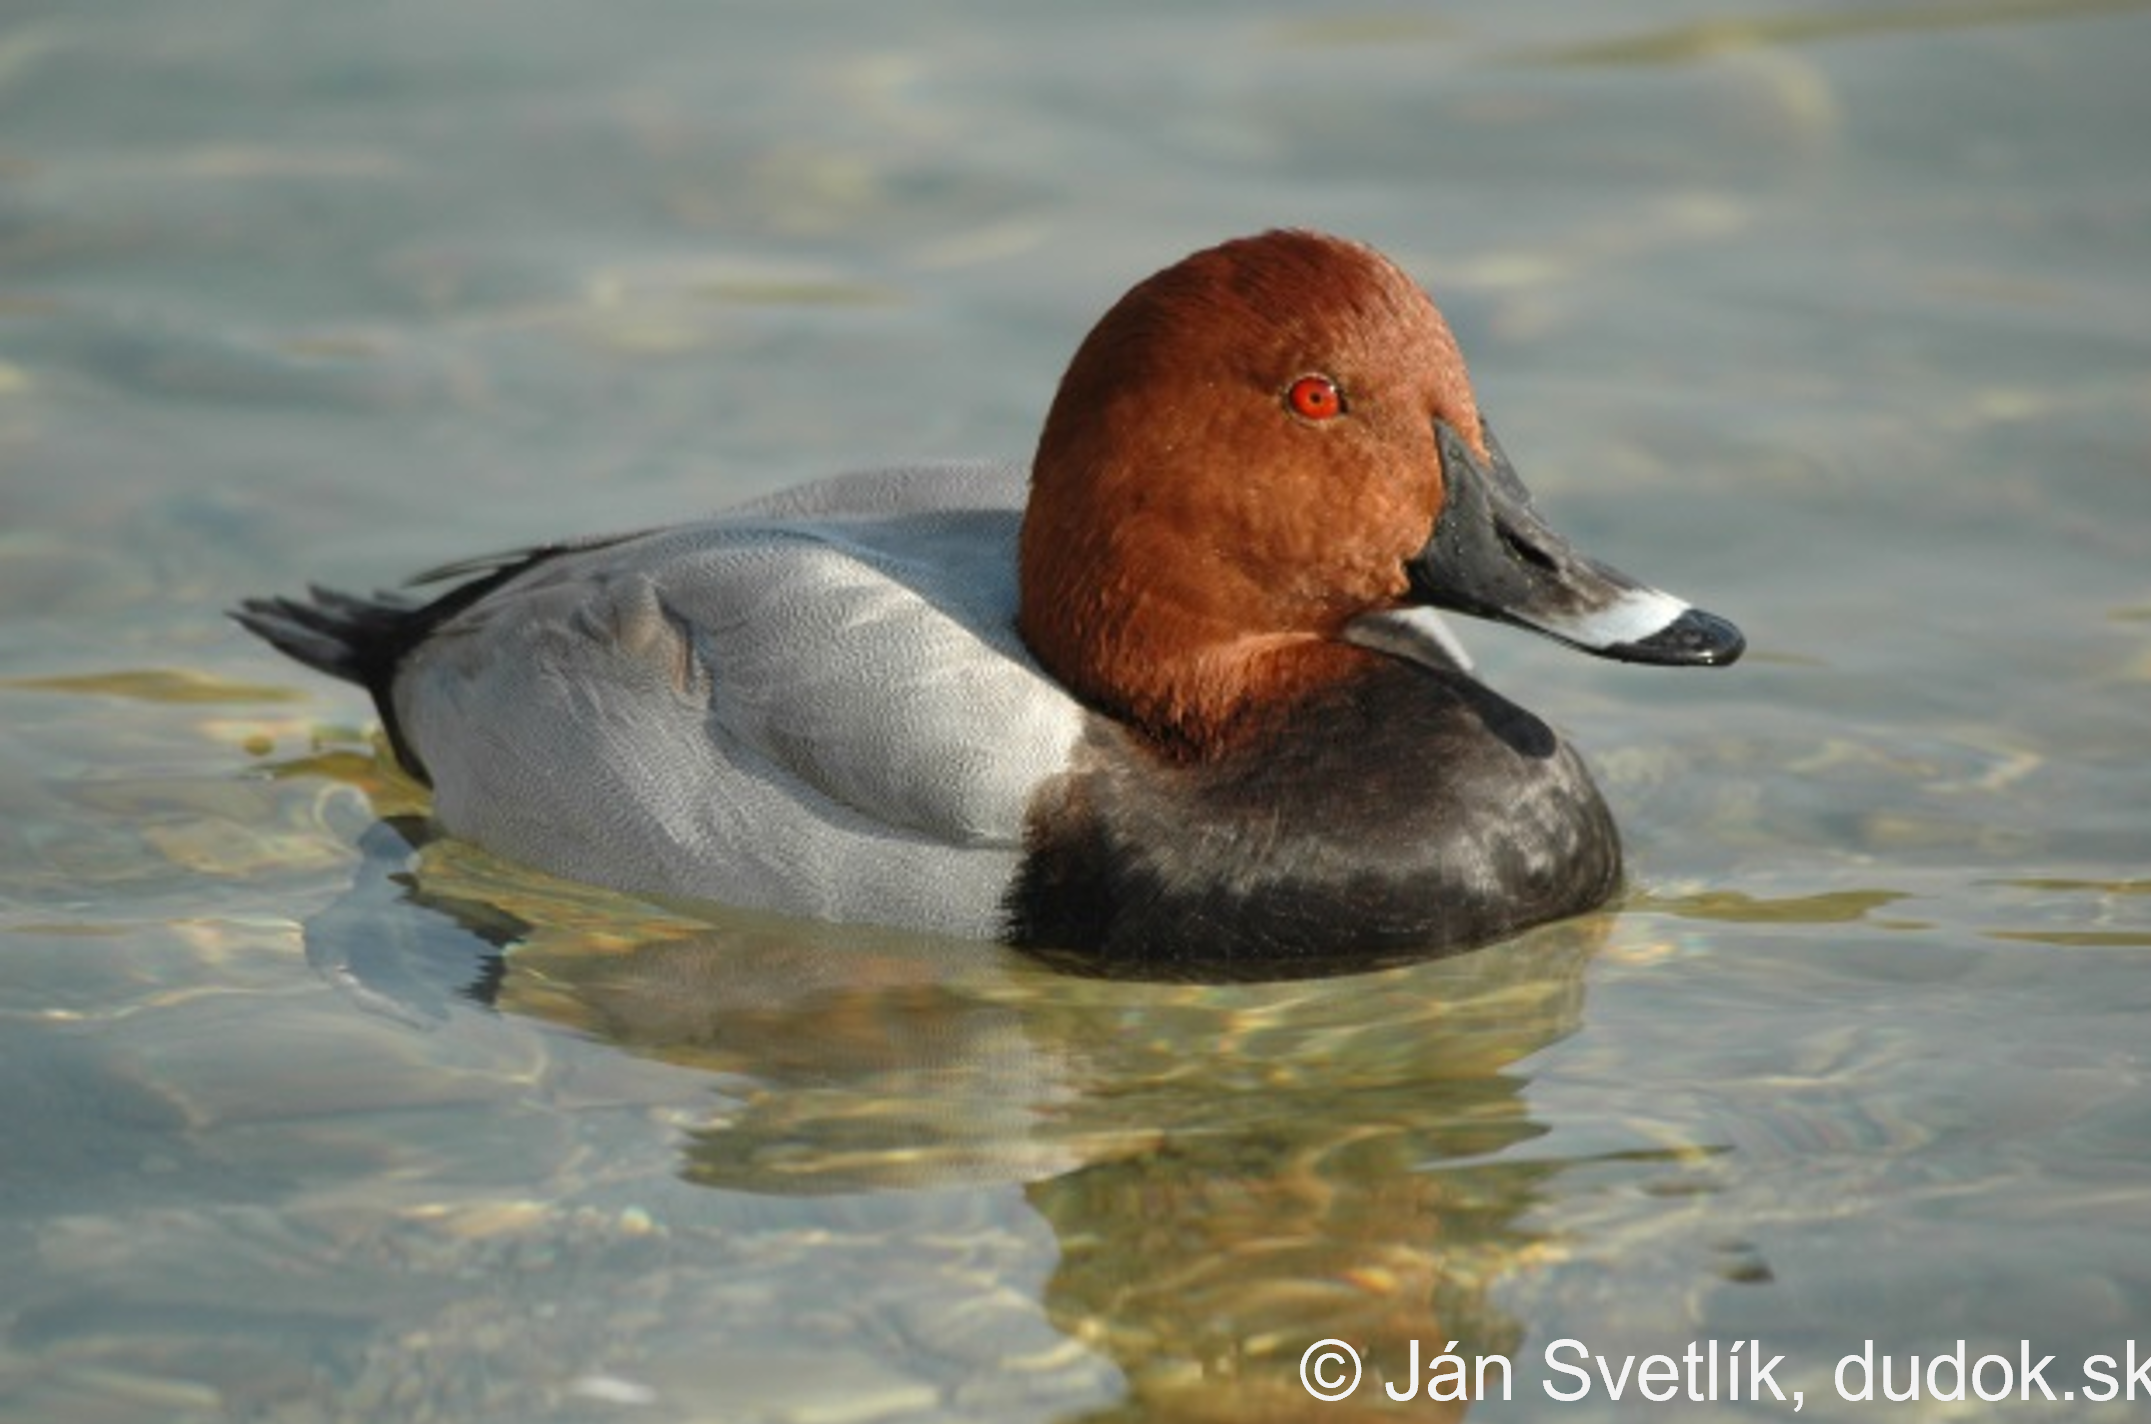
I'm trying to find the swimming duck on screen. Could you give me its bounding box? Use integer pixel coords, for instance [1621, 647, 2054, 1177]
[237, 229, 1741, 964]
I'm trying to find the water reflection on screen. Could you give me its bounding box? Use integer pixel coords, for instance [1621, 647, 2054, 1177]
[299, 812, 1632, 1417]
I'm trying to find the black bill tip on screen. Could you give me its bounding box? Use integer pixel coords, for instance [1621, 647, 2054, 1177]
[1616, 607, 1745, 667]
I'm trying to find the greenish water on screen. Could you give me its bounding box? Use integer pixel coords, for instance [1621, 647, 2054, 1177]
[3, 2, 2148, 1420]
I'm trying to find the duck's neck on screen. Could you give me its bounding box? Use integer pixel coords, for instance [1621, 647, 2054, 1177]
[1021, 592, 1382, 761]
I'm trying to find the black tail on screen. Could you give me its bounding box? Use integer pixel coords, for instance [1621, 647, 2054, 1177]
[231, 584, 438, 781]
[232, 537, 639, 784]
[231, 585, 417, 689]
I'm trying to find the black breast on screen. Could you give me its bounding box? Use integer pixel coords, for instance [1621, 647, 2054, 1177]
[1002, 659, 1622, 968]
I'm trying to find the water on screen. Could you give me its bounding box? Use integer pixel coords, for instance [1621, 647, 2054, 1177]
[3, 1, 2148, 1419]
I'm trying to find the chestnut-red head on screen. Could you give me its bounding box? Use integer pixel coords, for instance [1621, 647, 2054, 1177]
[1018, 230, 1485, 754]
[1017, 229, 1741, 759]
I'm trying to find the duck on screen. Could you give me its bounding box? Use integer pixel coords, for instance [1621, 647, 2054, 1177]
[236, 229, 1742, 966]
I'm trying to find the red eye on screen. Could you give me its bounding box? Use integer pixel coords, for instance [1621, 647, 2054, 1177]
[1286, 374, 1344, 422]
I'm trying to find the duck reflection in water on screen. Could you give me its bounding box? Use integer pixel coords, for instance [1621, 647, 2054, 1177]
[301, 813, 1652, 1420]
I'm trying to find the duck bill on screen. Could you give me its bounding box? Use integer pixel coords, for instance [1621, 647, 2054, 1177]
[1406, 422, 1744, 666]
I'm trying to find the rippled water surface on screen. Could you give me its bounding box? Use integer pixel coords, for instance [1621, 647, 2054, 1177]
[4, 2, 2149, 1420]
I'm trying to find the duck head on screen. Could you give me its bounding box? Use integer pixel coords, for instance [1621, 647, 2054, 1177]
[1018, 229, 1742, 758]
